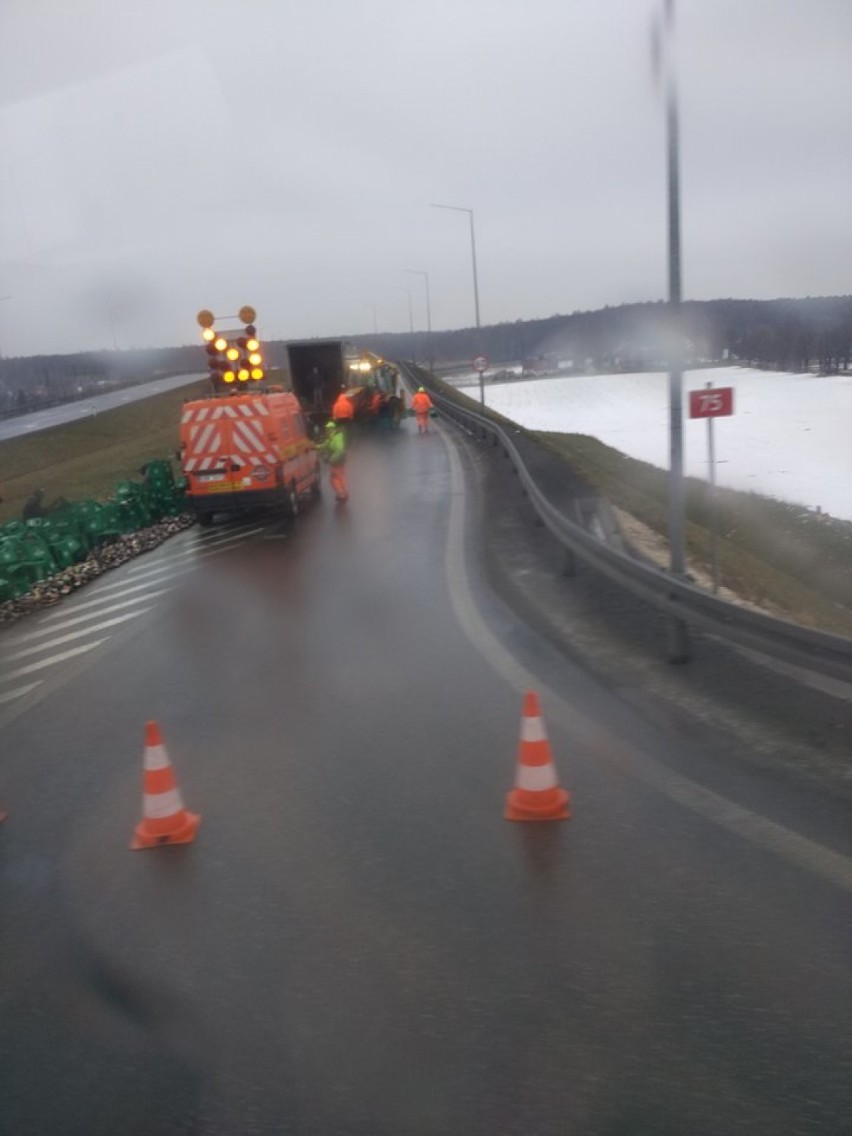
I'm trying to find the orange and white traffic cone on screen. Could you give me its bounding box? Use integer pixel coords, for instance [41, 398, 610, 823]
[505, 690, 571, 821]
[131, 721, 200, 850]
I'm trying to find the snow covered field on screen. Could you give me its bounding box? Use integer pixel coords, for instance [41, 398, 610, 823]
[461, 367, 851, 522]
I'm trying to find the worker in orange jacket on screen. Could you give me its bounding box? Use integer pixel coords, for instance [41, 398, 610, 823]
[332, 387, 355, 426]
[411, 387, 434, 434]
[369, 388, 384, 418]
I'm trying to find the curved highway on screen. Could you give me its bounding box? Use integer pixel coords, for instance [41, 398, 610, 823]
[0, 372, 206, 442]
[0, 417, 850, 1135]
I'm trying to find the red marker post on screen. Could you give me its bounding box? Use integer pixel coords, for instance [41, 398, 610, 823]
[689, 383, 734, 592]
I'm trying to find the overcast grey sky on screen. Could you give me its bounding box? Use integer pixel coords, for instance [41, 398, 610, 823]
[0, 0, 849, 356]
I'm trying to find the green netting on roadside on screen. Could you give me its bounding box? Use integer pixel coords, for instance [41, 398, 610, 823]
[0, 460, 187, 604]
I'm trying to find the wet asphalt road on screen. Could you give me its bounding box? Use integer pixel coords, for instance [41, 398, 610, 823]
[0, 420, 850, 1135]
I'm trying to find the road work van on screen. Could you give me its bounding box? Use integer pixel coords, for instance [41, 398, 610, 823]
[179, 389, 320, 525]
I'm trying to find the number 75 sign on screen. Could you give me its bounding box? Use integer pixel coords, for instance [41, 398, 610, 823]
[689, 386, 734, 418]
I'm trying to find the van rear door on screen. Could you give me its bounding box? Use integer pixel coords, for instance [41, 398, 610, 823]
[182, 402, 235, 499]
[182, 399, 278, 499]
[222, 400, 279, 491]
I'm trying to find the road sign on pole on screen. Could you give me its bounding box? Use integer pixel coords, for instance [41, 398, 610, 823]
[688, 386, 734, 418]
[689, 382, 735, 593]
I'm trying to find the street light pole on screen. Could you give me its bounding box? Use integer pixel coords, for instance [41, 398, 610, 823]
[405, 269, 432, 371]
[0, 294, 11, 363]
[430, 203, 481, 330]
[399, 287, 414, 334]
[393, 286, 415, 362]
[662, 0, 689, 662]
[107, 304, 119, 352]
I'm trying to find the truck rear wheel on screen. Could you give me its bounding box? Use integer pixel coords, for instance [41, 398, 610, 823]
[197, 512, 214, 527]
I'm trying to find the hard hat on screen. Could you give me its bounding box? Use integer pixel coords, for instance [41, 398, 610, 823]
[418, 386, 425, 393]
[325, 420, 336, 430]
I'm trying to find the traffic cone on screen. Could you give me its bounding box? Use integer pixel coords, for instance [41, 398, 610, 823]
[505, 691, 571, 821]
[131, 721, 200, 850]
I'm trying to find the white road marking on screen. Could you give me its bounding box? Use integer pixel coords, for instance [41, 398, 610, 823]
[125, 524, 266, 575]
[48, 561, 193, 605]
[4, 610, 152, 663]
[440, 428, 852, 894]
[0, 681, 41, 705]
[15, 592, 168, 641]
[29, 578, 173, 622]
[112, 530, 265, 583]
[1, 639, 108, 683]
[33, 525, 265, 621]
[0, 520, 272, 719]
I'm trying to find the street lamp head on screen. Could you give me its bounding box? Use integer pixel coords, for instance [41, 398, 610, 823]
[429, 201, 481, 330]
[430, 202, 472, 215]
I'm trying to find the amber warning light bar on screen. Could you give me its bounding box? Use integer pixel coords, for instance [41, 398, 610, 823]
[197, 307, 264, 386]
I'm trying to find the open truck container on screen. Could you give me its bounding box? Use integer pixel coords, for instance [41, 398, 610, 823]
[286, 340, 351, 424]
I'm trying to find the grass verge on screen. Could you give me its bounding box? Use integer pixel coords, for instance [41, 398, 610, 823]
[0, 380, 207, 525]
[536, 432, 852, 636]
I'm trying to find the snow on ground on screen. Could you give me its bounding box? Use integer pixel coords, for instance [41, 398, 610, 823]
[465, 366, 852, 522]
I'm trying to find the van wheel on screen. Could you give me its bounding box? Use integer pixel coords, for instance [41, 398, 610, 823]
[287, 486, 300, 517]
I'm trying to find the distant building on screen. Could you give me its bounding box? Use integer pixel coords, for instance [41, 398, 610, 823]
[521, 354, 558, 375]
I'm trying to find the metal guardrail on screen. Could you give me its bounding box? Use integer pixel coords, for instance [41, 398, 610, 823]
[400, 363, 852, 686]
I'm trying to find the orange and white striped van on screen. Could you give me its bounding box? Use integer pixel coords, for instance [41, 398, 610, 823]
[179, 390, 320, 525]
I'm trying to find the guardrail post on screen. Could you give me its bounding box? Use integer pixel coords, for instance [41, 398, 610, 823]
[666, 614, 691, 663]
